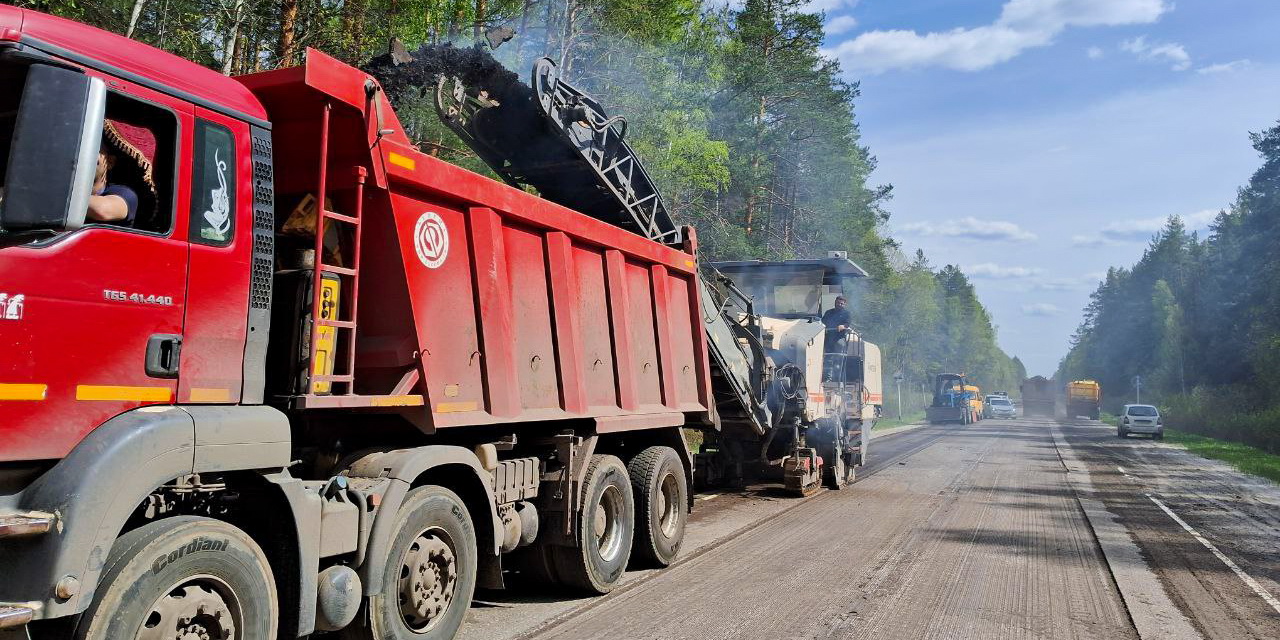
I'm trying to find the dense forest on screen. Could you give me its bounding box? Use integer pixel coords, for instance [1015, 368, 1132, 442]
[1059, 121, 1280, 452]
[13, 0, 1025, 410]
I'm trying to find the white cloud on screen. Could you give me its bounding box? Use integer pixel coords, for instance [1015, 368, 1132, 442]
[1086, 46, 1104, 59]
[1028, 272, 1106, 291]
[1071, 234, 1119, 247]
[1120, 35, 1191, 71]
[826, 15, 859, 36]
[1021, 303, 1061, 316]
[898, 216, 1037, 242]
[1198, 59, 1251, 75]
[966, 263, 1043, 279]
[823, 0, 1170, 74]
[1071, 209, 1219, 245]
[809, 0, 860, 17]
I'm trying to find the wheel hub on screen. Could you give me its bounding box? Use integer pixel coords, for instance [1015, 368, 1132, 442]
[137, 581, 236, 640]
[594, 485, 624, 562]
[657, 472, 680, 537]
[398, 531, 457, 632]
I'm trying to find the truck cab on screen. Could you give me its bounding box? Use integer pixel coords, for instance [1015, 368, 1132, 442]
[0, 8, 270, 465]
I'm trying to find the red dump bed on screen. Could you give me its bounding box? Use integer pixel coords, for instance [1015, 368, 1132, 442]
[241, 50, 712, 432]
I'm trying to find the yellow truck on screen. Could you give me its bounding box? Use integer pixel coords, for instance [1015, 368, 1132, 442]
[1066, 380, 1102, 420]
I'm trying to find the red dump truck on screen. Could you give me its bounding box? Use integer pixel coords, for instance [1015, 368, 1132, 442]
[0, 9, 713, 639]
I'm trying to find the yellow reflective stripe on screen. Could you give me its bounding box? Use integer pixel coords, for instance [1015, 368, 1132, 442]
[189, 388, 232, 403]
[0, 383, 47, 401]
[388, 152, 416, 170]
[76, 385, 172, 402]
[371, 395, 425, 407]
[434, 401, 478, 413]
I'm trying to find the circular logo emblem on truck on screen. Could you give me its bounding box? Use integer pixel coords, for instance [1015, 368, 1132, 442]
[414, 212, 449, 269]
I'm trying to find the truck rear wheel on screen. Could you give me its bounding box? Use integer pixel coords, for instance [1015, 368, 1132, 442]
[553, 454, 634, 593]
[628, 446, 687, 567]
[346, 485, 476, 640]
[75, 516, 278, 640]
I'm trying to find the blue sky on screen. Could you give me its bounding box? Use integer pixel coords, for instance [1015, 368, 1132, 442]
[818, 0, 1280, 375]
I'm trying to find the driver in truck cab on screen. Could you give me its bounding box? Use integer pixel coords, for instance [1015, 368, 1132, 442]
[86, 119, 157, 226]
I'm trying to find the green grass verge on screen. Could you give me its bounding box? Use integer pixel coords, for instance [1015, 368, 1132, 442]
[874, 411, 925, 430]
[1164, 429, 1280, 484]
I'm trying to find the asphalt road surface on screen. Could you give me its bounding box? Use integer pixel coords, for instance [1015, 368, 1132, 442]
[458, 418, 1280, 639]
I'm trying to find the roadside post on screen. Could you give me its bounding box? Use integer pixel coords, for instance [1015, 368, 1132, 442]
[894, 371, 904, 419]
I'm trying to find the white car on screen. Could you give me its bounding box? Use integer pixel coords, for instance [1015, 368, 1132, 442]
[1118, 404, 1163, 439]
[985, 396, 1017, 419]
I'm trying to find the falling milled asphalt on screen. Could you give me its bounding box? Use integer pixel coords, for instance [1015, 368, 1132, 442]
[461, 419, 1175, 639]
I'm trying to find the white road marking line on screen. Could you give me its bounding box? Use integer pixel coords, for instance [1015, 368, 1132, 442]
[1117, 465, 1139, 480]
[1147, 494, 1280, 615]
[1116, 465, 1126, 474]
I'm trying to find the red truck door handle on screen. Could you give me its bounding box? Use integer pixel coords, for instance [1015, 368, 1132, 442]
[145, 334, 183, 379]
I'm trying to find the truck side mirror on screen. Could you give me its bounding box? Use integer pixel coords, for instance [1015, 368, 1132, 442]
[0, 63, 105, 232]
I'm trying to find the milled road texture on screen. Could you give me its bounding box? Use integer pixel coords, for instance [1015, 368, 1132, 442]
[1059, 419, 1280, 640]
[469, 420, 1145, 639]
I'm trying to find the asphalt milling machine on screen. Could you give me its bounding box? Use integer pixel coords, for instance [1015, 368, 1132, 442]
[367, 43, 884, 496]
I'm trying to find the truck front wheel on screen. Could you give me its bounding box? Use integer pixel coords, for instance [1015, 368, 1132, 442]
[75, 516, 278, 640]
[347, 486, 477, 640]
[628, 446, 687, 567]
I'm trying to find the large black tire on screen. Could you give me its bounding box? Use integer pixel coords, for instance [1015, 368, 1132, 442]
[552, 454, 634, 593]
[344, 486, 477, 640]
[75, 516, 278, 640]
[628, 446, 688, 567]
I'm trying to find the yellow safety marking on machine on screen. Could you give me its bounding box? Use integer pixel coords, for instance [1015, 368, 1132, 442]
[0, 383, 47, 401]
[388, 152, 416, 170]
[435, 401, 479, 413]
[312, 275, 341, 394]
[371, 395, 426, 407]
[189, 388, 232, 403]
[77, 385, 172, 402]
[684, 260, 696, 268]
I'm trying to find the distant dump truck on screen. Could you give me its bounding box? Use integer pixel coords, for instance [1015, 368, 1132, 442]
[1066, 380, 1102, 420]
[927, 373, 979, 424]
[1020, 376, 1055, 417]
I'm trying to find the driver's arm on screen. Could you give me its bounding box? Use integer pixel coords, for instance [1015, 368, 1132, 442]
[86, 193, 129, 222]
